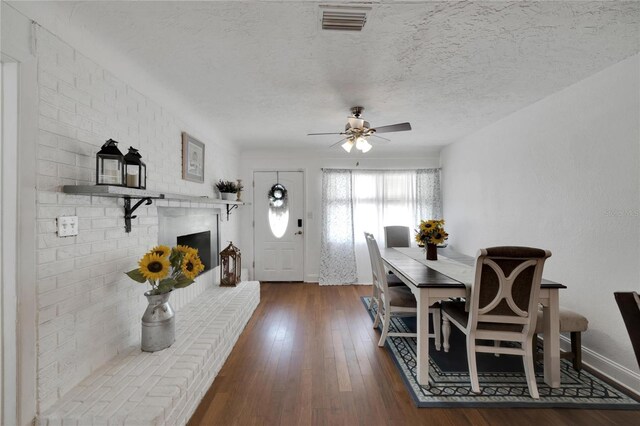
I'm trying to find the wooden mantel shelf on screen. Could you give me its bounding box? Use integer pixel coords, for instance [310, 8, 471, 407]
[62, 185, 248, 231]
[162, 192, 246, 206]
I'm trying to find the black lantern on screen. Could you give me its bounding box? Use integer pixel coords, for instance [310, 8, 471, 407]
[96, 139, 125, 186]
[124, 147, 147, 189]
[220, 242, 241, 286]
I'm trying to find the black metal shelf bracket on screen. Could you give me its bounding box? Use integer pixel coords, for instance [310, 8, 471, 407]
[226, 203, 239, 220]
[124, 197, 153, 233]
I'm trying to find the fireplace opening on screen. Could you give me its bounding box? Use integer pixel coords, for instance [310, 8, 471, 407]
[157, 207, 219, 276]
[177, 230, 214, 273]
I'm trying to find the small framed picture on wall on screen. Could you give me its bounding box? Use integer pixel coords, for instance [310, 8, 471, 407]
[182, 132, 205, 183]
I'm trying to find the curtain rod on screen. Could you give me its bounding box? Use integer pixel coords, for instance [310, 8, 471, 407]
[320, 167, 441, 171]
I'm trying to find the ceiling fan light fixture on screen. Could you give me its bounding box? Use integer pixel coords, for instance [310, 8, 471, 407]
[354, 136, 367, 150]
[359, 139, 372, 153]
[308, 106, 411, 154]
[342, 139, 354, 153]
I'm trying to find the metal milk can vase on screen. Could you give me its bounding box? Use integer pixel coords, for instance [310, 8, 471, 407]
[141, 291, 175, 352]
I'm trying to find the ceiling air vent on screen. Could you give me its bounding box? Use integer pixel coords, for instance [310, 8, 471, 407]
[320, 6, 371, 31]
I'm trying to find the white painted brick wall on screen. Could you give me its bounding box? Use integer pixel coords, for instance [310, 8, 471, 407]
[39, 282, 260, 426]
[34, 26, 241, 413]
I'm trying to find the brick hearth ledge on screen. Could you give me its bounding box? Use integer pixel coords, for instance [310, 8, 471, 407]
[39, 281, 260, 426]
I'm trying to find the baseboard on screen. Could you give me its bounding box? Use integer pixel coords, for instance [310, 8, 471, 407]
[559, 335, 640, 397]
[305, 274, 318, 283]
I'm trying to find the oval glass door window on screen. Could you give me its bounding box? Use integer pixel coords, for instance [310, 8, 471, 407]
[268, 207, 289, 238]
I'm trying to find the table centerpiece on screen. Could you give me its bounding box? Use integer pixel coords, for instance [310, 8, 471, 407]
[415, 219, 448, 260]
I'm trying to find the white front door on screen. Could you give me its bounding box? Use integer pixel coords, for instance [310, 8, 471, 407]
[254, 171, 304, 281]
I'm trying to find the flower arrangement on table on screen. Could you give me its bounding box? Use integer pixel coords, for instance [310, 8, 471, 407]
[125, 245, 205, 295]
[415, 219, 448, 260]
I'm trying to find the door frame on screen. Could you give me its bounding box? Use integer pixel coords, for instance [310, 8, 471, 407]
[1, 56, 37, 426]
[1, 57, 18, 426]
[252, 169, 306, 282]
[1, 7, 39, 424]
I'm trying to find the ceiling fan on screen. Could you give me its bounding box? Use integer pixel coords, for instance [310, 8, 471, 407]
[307, 106, 412, 153]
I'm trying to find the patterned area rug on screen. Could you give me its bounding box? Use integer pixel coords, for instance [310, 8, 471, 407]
[361, 296, 640, 408]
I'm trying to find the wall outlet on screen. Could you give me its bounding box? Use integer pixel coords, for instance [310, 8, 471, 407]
[57, 216, 79, 237]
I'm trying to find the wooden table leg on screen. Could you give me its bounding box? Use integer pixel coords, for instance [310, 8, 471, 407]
[543, 289, 561, 388]
[415, 287, 430, 386]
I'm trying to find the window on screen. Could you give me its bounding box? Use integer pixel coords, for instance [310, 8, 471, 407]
[268, 208, 289, 238]
[352, 170, 421, 246]
[319, 168, 441, 284]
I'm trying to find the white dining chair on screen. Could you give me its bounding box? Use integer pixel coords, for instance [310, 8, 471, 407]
[441, 246, 551, 399]
[383, 226, 411, 280]
[365, 232, 441, 349]
[364, 231, 407, 313]
[384, 226, 411, 248]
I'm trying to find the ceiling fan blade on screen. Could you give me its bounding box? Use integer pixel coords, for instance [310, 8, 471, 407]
[329, 137, 347, 148]
[371, 134, 391, 142]
[372, 122, 412, 134]
[308, 132, 344, 136]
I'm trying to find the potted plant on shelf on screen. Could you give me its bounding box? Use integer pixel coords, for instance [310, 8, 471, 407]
[216, 179, 238, 200]
[125, 245, 205, 352]
[415, 219, 448, 261]
[235, 179, 244, 202]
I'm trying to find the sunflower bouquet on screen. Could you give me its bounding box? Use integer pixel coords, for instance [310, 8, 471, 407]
[126, 245, 205, 295]
[415, 219, 448, 246]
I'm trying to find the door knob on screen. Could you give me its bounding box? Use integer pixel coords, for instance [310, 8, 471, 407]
[295, 231, 303, 235]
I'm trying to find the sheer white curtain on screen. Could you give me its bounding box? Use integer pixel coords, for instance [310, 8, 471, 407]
[352, 170, 419, 247]
[319, 168, 442, 285]
[417, 169, 442, 220]
[319, 170, 358, 285]
[352, 169, 441, 283]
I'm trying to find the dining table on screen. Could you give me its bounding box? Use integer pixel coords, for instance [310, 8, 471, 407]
[380, 246, 566, 388]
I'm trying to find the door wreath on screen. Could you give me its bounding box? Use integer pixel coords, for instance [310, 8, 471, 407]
[268, 183, 288, 208]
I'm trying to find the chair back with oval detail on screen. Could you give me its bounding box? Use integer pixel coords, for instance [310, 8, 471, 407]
[442, 246, 551, 399]
[469, 246, 551, 337]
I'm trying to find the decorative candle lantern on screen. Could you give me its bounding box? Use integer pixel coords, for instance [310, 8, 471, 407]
[96, 139, 125, 186]
[220, 242, 241, 286]
[124, 147, 147, 189]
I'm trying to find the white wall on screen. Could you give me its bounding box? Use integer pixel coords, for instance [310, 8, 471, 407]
[12, 15, 241, 413]
[239, 149, 440, 283]
[441, 54, 640, 391]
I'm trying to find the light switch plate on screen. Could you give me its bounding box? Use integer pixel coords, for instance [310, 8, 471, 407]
[57, 216, 78, 237]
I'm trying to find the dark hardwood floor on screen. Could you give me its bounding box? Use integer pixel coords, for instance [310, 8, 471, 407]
[189, 283, 636, 426]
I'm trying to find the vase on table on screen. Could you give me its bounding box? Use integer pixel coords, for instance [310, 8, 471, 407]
[426, 243, 438, 261]
[141, 290, 175, 352]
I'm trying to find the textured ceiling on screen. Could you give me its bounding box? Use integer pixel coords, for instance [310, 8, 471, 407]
[14, 1, 640, 152]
